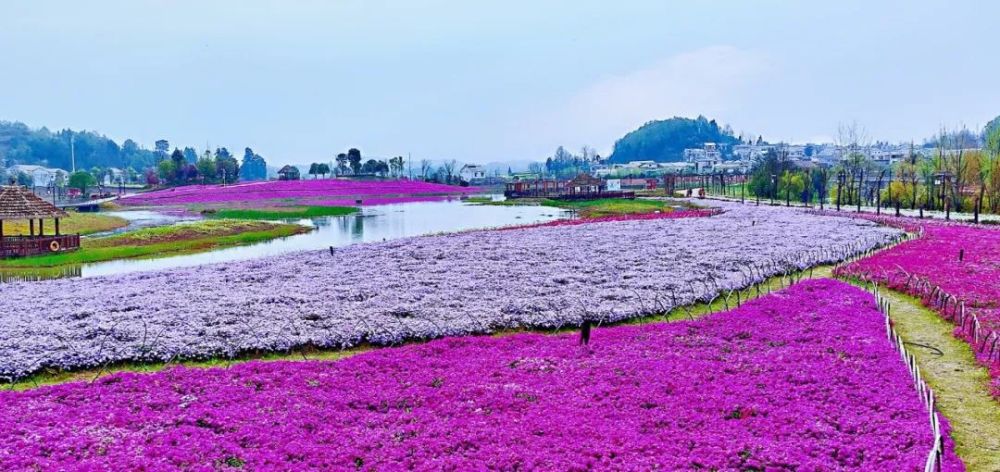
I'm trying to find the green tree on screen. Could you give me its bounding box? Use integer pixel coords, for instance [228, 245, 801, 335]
[182, 147, 198, 164]
[196, 154, 217, 183]
[347, 148, 362, 175]
[778, 170, 805, 205]
[68, 171, 96, 194]
[157, 160, 176, 183]
[361, 159, 379, 175]
[335, 153, 349, 176]
[170, 148, 186, 183]
[214, 147, 239, 183]
[239, 148, 267, 181]
[308, 163, 319, 179]
[317, 163, 331, 178]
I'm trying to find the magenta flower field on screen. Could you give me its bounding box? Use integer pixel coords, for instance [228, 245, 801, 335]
[0, 279, 960, 471]
[120, 179, 479, 207]
[836, 217, 1000, 395]
[0, 204, 900, 381]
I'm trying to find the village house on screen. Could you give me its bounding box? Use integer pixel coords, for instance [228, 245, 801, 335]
[6, 165, 69, 188]
[565, 173, 603, 196]
[277, 165, 301, 181]
[459, 164, 487, 185]
[103, 167, 127, 186]
[503, 177, 564, 198]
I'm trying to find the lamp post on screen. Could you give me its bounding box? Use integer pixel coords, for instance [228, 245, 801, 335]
[933, 172, 952, 220]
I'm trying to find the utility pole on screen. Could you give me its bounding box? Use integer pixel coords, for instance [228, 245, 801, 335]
[70, 135, 76, 173]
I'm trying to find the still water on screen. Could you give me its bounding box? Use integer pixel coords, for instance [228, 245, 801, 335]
[2, 199, 568, 281]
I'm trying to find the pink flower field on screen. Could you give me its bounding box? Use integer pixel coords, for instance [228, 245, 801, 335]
[0, 280, 960, 471]
[836, 216, 1000, 395]
[120, 179, 480, 207]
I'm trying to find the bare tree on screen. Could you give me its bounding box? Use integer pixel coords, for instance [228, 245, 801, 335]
[419, 159, 432, 181]
[944, 126, 971, 212]
[901, 142, 921, 210]
[442, 159, 457, 184]
[836, 121, 872, 207]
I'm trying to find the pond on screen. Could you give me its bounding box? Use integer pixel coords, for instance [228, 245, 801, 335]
[0, 198, 569, 282]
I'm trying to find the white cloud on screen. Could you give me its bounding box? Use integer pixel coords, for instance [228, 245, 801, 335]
[521, 46, 774, 156]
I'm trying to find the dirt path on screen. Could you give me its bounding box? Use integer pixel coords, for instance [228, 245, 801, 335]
[869, 284, 1000, 471]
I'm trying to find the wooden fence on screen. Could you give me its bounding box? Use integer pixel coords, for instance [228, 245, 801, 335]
[0, 234, 81, 258]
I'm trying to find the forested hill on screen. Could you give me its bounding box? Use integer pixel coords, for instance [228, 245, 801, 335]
[0, 121, 159, 171]
[608, 116, 740, 163]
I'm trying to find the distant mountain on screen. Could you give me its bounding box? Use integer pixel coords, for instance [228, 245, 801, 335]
[608, 116, 740, 163]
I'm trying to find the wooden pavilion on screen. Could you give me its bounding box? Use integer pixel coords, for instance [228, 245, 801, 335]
[0, 185, 80, 258]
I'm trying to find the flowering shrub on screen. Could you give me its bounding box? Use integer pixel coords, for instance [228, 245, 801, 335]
[836, 215, 1000, 395]
[120, 179, 478, 207]
[0, 280, 960, 470]
[0, 203, 901, 380]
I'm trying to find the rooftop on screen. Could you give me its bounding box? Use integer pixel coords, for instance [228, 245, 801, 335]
[0, 185, 68, 220]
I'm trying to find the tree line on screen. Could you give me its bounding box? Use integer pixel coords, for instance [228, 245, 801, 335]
[306, 149, 469, 185]
[743, 124, 1000, 221]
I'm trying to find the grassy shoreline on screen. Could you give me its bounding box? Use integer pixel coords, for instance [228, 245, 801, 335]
[482, 197, 674, 218]
[3, 211, 127, 236]
[0, 220, 309, 268]
[202, 205, 358, 220]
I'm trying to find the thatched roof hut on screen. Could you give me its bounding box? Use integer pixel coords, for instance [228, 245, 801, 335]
[0, 185, 78, 258]
[0, 185, 68, 220]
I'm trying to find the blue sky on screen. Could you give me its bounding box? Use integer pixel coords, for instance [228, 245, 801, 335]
[2, 1, 997, 165]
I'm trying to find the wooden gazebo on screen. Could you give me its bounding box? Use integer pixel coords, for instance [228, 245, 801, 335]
[0, 185, 80, 258]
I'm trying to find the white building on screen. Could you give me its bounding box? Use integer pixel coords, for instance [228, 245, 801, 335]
[683, 148, 706, 161]
[625, 160, 659, 169]
[684, 143, 723, 163]
[732, 144, 776, 162]
[459, 164, 487, 184]
[103, 167, 127, 186]
[6, 165, 69, 187]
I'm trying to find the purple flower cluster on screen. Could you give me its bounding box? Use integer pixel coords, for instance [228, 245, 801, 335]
[836, 215, 1000, 395]
[0, 204, 901, 380]
[120, 179, 477, 207]
[0, 279, 961, 470]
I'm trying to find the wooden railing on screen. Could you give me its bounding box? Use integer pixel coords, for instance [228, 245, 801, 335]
[0, 234, 81, 258]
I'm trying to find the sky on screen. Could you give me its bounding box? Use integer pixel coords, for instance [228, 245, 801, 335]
[2, 0, 998, 166]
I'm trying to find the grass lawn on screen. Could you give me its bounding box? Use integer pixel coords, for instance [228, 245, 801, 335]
[0, 219, 309, 268]
[541, 198, 672, 218]
[203, 206, 358, 220]
[482, 197, 672, 217]
[462, 196, 494, 204]
[3, 211, 127, 236]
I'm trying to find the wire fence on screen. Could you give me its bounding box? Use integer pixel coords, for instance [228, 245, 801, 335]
[872, 283, 944, 472]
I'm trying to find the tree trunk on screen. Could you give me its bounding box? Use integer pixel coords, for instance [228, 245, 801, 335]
[975, 185, 986, 224]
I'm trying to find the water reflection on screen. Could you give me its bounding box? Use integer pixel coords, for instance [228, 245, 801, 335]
[91, 210, 197, 237]
[2, 199, 568, 282]
[0, 265, 82, 283]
